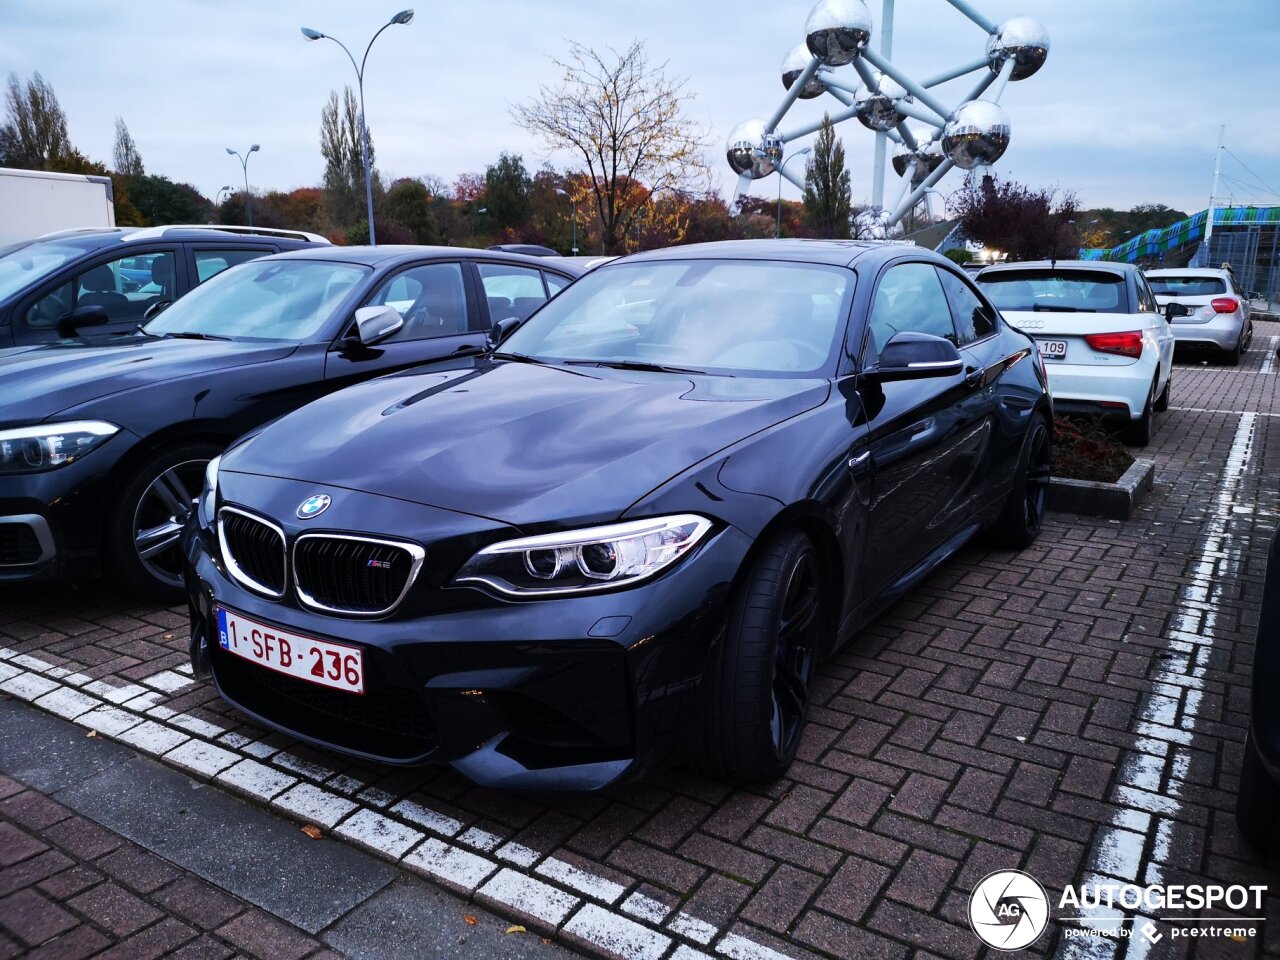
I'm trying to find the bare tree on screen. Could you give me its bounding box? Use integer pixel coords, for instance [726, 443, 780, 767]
[0, 71, 70, 169]
[320, 86, 379, 231]
[513, 40, 708, 254]
[112, 116, 143, 176]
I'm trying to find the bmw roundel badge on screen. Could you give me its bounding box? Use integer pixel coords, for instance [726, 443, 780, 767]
[296, 494, 331, 519]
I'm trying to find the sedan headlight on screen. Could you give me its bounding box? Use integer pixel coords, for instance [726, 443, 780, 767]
[0, 421, 119, 474]
[453, 514, 713, 597]
[199, 454, 222, 528]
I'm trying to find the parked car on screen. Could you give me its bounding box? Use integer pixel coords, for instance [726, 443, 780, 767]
[0, 225, 329, 347]
[1145, 267, 1254, 365]
[0, 246, 580, 597]
[181, 240, 1052, 790]
[1239, 525, 1279, 852]
[976, 260, 1174, 446]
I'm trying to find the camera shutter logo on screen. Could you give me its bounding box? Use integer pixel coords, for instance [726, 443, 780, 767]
[968, 869, 1050, 950]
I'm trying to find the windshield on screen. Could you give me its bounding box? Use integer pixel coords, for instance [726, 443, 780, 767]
[144, 259, 368, 341]
[0, 241, 81, 302]
[499, 259, 853, 376]
[978, 269, 1128, 314]
[1147, 276, 1226, 297]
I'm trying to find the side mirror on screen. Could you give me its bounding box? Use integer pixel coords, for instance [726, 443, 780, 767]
[867, 331, 964, 383]
[350, 305, 403, 346]
[56, 304, 109, 339]
[1164, 302, 1190, 321]
[487, 315, 525, 350]
[143, 300, 171, 321]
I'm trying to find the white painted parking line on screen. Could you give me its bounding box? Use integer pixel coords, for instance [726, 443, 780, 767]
[33, 687, 100, 720]
[164, 738, 241, 778]
[1, 672, 60, 701]
[335, 808, 424, 859]
[716, 932, 794, 960]
[216, 758, 298, 801]
[622, 892, 673, 924]
[536, 857, 627, 904]
[1260, 335, 1278, 375]
[74, 705, 144, 737]
[477, 868, 580, 929]
[274, 782, 358, 828]
[389, 798, 463, 837]
[403, 837, 498, 894]
[141, 669, 195, 693]
[564, 903, 671, 960]
[669, 912, 718, 945]
[116, 720, 189, 754]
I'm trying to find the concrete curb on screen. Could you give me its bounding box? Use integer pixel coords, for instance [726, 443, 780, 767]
[1047, 457, 1155, 521]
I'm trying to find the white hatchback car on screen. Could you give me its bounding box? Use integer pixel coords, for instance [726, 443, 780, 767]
[977, 260, 1175, 446]
[1145, 267, 1253, 365]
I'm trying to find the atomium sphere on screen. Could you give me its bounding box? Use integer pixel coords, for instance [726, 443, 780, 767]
[854, 73, 909, 132]
[781, 43, 825, 99]
[942, 100, 1010, 169]
[726, 119, 784, 179]
[891, 134, 943, 180]
[986, 15, 1049, 80]
[804, 0, 873, 67]
[852, 208, 897, 240]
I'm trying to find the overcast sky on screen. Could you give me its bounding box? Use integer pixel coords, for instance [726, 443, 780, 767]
[2, 1, 1277, 218]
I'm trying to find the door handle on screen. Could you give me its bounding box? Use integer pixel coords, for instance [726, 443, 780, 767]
[963, 366, 984, 389]
[848, 450, 871, 472]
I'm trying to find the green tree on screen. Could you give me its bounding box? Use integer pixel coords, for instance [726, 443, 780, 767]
[513, 40, 709, 254]
[383, 178, 439, 243]
[320, 86, 380, 231]
[802, 115, 851, 239]
[112, 117, 143, 176]
[127, 174, 212, 225]
[484, 153, 531, 232]
[0, 71, 70, 169]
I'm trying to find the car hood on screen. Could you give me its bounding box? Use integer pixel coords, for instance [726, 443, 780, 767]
[0, 337, 298, 424]
[223, 360, 829, 527]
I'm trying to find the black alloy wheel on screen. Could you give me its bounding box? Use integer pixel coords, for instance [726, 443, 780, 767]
[702, 530, 825, 784]
[991, 413, 1051, 549]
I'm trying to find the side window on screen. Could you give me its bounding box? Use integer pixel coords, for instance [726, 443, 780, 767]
[365, 262, 468, 341]
[936, 267, 996, 343]
[867, 262, 957, 354]
[1136, 277, 1158, 314]
[478, 263, 547, 321]
[25, 250, 178, 329]
[194, 249, 266, 284]
[544, 272, 570, 297]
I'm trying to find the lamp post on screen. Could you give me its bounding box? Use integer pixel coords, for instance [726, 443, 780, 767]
[555, 187, 578, 255]
[215, 185, 232, 205]
[776, 148, 811, 239]
[225, 146, 259, 225]
[302, 9, 414, 246]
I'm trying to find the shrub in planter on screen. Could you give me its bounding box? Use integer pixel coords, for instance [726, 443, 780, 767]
[1052, 417, 1134, 483]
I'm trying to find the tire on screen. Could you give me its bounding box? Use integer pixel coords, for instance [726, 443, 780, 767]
[1154, 374, 1171, 413]
[989, 413, 1051, 549]
[106, 441, 222, 600]
[1225, 338, 1243, 367]
[1237, 731, 1280, 853]
[1122, 377, 1155, 447]
[701, 530, 827, 784]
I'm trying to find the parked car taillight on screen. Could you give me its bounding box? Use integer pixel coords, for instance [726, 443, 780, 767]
[1085, 331, 1144, 358]
[1211, 297, 1240, 314]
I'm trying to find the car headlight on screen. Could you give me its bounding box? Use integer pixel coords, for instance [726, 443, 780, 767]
[0, 421, 119, 475]
[453, 514, 713, 597]
[198, 454, 222, 528]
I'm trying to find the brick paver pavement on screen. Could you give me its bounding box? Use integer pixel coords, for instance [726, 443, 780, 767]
[3, 322, 1279, 959]
[0, 772, 343, 960]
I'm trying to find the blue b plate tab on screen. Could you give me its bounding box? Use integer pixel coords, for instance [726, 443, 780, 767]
[216, 605, 230, 649]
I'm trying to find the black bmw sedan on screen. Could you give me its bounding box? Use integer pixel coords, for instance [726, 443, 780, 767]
[182, 240, 1053, 789]
[0, 246, 579, 596]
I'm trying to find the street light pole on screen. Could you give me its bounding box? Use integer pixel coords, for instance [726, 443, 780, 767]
[302, 9, 414, 246]
[776, 148, 811, 239]
[225, 146, 259, 225]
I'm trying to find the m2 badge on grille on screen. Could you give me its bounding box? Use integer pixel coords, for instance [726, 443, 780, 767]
[216, 605, 364, 694]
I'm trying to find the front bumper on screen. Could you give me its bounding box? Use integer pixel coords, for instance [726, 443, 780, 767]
[182, 489, 752, 791]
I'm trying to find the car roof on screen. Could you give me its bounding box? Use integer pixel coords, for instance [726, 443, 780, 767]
[616, 238, 931, 268]
[28, 225, 325, 250]
[265, 244, 585, 274]
[1144, 267, 1229, 279]
[976, 259, 1136, 277]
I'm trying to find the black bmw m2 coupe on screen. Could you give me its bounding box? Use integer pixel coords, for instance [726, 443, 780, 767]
[183, 240, 1053, 789]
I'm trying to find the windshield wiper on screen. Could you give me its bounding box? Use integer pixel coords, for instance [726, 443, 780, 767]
[1031, 304, 1085, 312]
[160, 331, 233, 341]
[563, 358, 718, 376]
[490, 351, 553, 365]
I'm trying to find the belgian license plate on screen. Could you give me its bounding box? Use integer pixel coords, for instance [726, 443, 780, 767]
[216, 606, 363, 694]
[1037, 339, 1068, 360]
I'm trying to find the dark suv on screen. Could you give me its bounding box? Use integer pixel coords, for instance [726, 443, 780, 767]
[0, 225, 328, 347]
